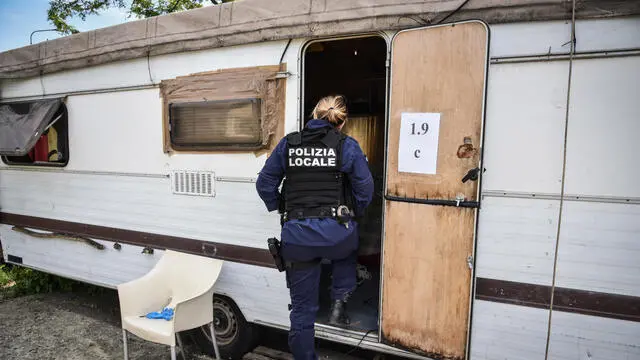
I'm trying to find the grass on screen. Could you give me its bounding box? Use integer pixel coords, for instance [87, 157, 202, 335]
[0, 265, 12, 287]
[0, 264, 17, 300]
[0, 264, 106, 301]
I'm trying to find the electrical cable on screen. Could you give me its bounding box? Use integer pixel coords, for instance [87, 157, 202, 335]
[279, 39, 292, 65]
[436, 0, 470, 25]
[544, 0, 576, 359]
[345, 329, 377, 356]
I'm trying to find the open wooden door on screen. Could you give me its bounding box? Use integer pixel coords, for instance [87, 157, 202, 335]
[381, 21, 488, 359]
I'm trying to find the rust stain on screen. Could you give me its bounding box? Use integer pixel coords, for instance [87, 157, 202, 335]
[456, 143, 476, 158]
[382, 332, 464, 360]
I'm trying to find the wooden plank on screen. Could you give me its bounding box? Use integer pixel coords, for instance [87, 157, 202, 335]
[243, 353, 274, 360]
[252, 346, 295, 360]
[317, 349, 363, 360]
[381, 21, 488, 359]
[249, 346, 363, 360]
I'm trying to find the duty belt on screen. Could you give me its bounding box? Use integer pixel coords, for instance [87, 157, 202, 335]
[281, 205, 353, 223]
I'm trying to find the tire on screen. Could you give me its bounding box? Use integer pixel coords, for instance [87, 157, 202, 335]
[193, 295, 258, 359]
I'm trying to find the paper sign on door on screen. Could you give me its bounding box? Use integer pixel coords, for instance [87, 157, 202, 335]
[398, 112, 441, 175]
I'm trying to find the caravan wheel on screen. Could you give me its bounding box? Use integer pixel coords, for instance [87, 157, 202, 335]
[194, 295, 258, 359]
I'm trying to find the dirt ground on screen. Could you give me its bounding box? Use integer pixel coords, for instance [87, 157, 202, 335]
[0, 288, 400, 360]
[0, 290, 214, 360]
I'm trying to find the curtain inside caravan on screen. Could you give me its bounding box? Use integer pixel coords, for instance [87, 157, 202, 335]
[0, 98, 63, 156]
[170, 98, 262, 147]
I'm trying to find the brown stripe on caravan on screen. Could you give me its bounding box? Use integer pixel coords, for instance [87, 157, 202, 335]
[3, 211, 639, 323]
[0, 212, 275, 269]
[553, 286, 640, 322]
[475, 277, 551, 309]
[476, 277, 640, 323]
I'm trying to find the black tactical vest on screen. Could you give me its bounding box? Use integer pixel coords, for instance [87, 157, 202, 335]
[282, 126, 348, 220]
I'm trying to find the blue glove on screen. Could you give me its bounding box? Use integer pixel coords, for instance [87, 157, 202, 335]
[144, 307, 174, 321]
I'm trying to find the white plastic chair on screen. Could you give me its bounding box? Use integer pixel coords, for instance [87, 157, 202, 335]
[117, 250, 223, 360]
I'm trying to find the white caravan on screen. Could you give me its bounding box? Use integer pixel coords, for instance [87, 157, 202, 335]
[1, 1, 639, 359]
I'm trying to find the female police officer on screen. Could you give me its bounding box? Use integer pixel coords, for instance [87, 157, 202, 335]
[256, 95, 373, 359]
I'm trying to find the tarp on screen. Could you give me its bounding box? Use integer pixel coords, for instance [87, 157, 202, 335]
[0, 0, 638, 79]
[0, 99, 63, 156]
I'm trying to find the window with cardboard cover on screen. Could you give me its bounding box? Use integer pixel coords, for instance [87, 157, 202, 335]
[0, 98, 69, 166]
[161, 65, 286, 152]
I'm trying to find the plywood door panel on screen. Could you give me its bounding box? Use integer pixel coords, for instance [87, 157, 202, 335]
[382, 21, 488, 359]
[386, 22, 487, 201]
[383, 202, 475, 357]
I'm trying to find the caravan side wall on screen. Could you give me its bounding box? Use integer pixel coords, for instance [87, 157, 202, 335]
[1, 17, 639, 359]
[0, 40, 304, 328]
[471, 17, 640, 360]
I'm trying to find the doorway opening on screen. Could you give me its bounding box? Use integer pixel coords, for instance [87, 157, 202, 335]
[302, 35, 387, 333]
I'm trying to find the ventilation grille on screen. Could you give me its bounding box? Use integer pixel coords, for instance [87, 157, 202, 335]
[171, 171, 215, 197]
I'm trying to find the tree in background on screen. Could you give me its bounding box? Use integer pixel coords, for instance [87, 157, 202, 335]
[48, 0, 233, 35]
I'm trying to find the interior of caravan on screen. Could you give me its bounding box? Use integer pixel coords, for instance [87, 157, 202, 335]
[302, 35, 388, 333]
[1, 102, 69, 167]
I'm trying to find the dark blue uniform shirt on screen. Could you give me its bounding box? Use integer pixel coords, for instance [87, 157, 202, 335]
[256, 119, 374, 247]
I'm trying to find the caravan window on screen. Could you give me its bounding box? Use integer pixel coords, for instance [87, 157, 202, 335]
[169, 98, 262, 150]
[0, 99, 69, 166]
[160, 65, 285, 153]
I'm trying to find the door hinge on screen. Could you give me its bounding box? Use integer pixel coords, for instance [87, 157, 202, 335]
[467, 255, 474, 270]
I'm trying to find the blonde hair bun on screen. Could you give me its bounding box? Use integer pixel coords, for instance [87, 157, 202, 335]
[312, 95, 347, 125]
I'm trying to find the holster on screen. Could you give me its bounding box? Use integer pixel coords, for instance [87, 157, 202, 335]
[267, 237, 286, 272]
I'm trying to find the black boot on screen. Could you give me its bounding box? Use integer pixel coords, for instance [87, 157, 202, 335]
[328, 299, 350, 327]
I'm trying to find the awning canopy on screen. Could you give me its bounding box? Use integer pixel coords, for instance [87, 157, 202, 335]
[0, 0, 638, 79]
[0, 99, 63, 156]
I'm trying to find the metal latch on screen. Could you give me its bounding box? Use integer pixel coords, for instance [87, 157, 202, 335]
[462, 167, 481, 183]
[455, 194, 465, 207]
[467, 255, 474, 270]
[202, 243, 218, 257]
[275, 71, 292, 79]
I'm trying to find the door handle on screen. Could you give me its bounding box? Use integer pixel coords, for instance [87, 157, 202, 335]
[461, 167, 480, 183]
[384, 194, 479, 208]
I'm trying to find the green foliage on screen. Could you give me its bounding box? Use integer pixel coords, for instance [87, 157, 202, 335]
[48, 0, 125, 34]
[129, 0, 205, 18]
[0, 265, 12, 287]
[0, 265, 105, 298]
[47, 0, 233, 35]
[2, 265, 73, 295]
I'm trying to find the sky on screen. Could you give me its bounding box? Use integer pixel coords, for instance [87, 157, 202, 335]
[0, 0, 134, 52]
